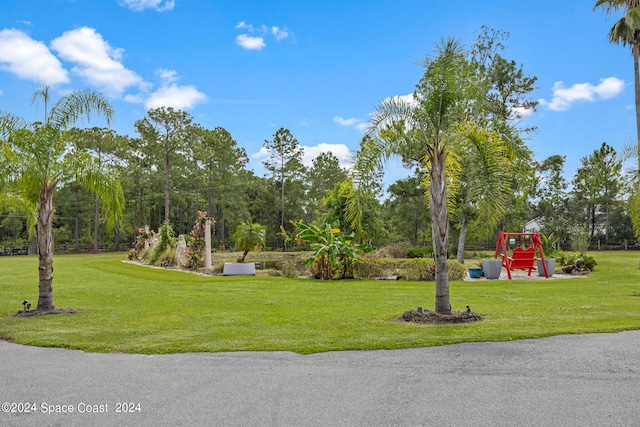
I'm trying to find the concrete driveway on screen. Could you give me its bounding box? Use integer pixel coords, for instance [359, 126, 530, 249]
[1, 331, 639, 426]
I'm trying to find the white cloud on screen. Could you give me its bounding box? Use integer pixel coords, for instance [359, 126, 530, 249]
[511, 106, 534, 119]
[333, 116, 367, 132]
[157, 68, 178, 83]
[539, 77, 625, 111]
[235, 21, 253, 31]
[301, 143, 352, 168]
[143, 68, 207, 109]
[271, 26, 289, 41]
[252, 143, 352, 168]
[119, 0, 175, 11]
[0, 29, 68, 85]
[236, 34, 266, 50]
[234, 21, 290, 50]
[51, 27, 146, 96]
[252, 146, 270, 160]
[145, 83, 207, 110]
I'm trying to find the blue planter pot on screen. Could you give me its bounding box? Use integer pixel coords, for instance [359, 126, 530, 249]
[468, 268, 483, 279]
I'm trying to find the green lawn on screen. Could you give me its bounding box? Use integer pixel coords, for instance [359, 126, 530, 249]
[1, 251, 639, 354]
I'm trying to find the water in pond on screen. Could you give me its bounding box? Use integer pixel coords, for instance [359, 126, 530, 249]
[252, 260, 279, 269]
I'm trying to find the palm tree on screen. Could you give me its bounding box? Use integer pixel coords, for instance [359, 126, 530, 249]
[0, 87, 124, 313]
[594, 0, 640, 172]
[233, 221, 266, 262]
[350, 38, 469, 313]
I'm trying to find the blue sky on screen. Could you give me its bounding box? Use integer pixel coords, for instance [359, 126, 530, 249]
[0, 0, 634, 188]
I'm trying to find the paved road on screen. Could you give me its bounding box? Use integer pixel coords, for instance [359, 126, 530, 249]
[1, 331, 639, 426]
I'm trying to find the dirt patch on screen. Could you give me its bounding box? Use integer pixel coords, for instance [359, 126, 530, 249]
[398, 308, 482, 325]
[14, 308, 79, 317]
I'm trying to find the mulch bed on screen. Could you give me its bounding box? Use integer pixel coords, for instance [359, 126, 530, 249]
[14, 308, 79, 317]
[398, 308, 482, 325]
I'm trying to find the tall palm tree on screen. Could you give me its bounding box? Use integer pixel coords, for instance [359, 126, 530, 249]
[0, 87, 124, 313]
[350, 38, 469, 313]
[595, 1, 640, 238]
[594, 0, 640, 172]
[233, 221, 266, 262]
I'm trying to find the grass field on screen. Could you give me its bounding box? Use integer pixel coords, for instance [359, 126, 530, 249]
[0, 251, 639, 354]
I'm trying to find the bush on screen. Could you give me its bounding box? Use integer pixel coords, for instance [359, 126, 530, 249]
[149, 222, 176, 265]
[407, 246, 433, 259]
[127, 227, 156, 261]
[375, 242, 412, 258]
[554, 251, 581, 267]
[276, 259, 304, 278]
[354, 257, 399, 279]
[399, 259, 435, 281]
[399, 259, 466, 281]
[447, 260, 466, 281]
[154, 247, 177, 267]
[582, 255, 598, 271]
[553, 251, 598, 271]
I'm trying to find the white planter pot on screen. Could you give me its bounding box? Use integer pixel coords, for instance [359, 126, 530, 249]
[223, 262, 256, 276]
[536, 258, 555, 277]
[482, 259, 502, 280]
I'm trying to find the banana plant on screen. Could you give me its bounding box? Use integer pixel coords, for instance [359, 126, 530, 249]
[291, 219, 370, 279]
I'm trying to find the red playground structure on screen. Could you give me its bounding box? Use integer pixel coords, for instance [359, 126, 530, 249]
[493, 231, 549, 279]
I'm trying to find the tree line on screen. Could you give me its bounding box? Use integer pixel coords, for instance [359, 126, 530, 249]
[0, 31, 635, 257]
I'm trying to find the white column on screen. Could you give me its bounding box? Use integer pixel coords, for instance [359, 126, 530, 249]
[205, 218, 212, 271]
[144, 225, 150, 249]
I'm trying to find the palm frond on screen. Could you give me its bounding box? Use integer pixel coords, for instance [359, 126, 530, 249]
[0, 192, 37, 238]
[48, 89, 114, 130]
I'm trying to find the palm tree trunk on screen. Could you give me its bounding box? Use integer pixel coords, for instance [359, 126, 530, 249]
[36, 185, 56, 311]
[280, 172, 285, 229]
[430, 150, 450, 313]
[74, 184, 79, 252]
[165, 154, 171, 222]
[456, 212, 469, 264]
[93, 195, 99, 253]
[634, 45, 640, 174]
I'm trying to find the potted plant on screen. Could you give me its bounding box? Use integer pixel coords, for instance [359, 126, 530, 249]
[536, 233, 556, 277]
[224, 221, 266, 276]
[467, 260, 484, 279]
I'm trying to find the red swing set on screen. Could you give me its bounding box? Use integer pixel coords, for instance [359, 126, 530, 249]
[493, 231, 549, 279]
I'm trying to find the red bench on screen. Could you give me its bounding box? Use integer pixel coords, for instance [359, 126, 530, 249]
[502, 247, 537, 279]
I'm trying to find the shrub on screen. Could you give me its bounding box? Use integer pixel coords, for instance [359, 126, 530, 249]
[553, 251, 597, 271]
[354, 257, 399, 279]
[447, 260, 466, 281]
[276, 259, 305, 278]
[127, 227, 156, 261]
[149, 222, 176, 265]
[375, 242, 412, 258]
[407, 246, 433, 259]
[399, 259, 466, 281]
[400, 258, 435, 281]
[554, 251, 581, 267]
[154, 247, 177, 267]
[185, 211, 211, 269]
[582, 255, 598, 271]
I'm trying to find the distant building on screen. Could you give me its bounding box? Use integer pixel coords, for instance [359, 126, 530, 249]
[524, 219, 542, 233]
